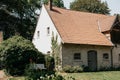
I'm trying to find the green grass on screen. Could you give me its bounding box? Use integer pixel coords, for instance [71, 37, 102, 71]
[9, 77, 26, 80]
[62, 71, 120, 80]
[8, 71, 120, 80]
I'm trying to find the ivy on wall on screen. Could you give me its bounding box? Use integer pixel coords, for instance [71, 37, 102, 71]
[51, 32, 62, 71]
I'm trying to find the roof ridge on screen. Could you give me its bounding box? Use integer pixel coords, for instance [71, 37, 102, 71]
[45, 4, 113, 17]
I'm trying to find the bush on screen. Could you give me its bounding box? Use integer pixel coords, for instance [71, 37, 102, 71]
[25, 69, 47, 80]
[25, 63, 55, 80]
[99, 66, 120, 71]
[63, 65, 72, 73]
[45, 55, 55, 71]
[73, 66, 83, 73]
[0, 36, 45, 75]
[99, 66, 112, 71]
[63, 65, 83, 73]
[83, 66, 90, 72]
[39, 74, 65, 80]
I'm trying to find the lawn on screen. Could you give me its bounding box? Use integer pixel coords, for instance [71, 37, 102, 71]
[9, 77, 26, 80]
[62, 71, 120, 80]
[8, 71, 120, 80]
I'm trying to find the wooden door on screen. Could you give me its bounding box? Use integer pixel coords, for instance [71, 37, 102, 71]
[88, 50, 97, 71]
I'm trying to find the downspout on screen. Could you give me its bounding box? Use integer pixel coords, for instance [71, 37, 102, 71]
[111, 46, 114, 68]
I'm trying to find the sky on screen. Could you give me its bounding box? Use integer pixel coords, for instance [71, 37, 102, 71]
[63, 0, 120, 15]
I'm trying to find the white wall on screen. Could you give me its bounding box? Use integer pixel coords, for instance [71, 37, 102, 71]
[32, 5, 62, 54]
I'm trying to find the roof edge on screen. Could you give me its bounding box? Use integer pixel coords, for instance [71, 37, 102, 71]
[44, 5, 65, 44]
[63, 42, 113, 47]
[110, 15, 118, 32]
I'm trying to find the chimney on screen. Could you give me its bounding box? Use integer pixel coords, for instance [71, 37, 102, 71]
[49, 0, 53, 10]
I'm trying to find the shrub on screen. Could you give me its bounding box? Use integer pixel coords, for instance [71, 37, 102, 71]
[45, 55, 55, 71]
[99, 66, 111, 71]
[25, 63, 55, 80]
[39, 74, 65, 80]
[25, 69, 47, 80]
[0, 36, 45, 75]
[99, 66, 120, 71]
[73, 66, 83, 73]
[83, 66, 90, 72]
[63, 65, 83, 73]
[63, 65, 72, 73]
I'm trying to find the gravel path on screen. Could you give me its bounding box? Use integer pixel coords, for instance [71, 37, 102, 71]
[0, 70, 8, 80]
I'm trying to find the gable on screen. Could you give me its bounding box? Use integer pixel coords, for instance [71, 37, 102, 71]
[110, 15, 120, 44]
[110, 15, 120, 31]
[32, 5, 62, 53]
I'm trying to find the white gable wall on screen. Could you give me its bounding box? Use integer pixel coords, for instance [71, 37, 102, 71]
[32, 5, 62, 54]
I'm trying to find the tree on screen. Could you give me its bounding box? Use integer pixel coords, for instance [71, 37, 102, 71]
[0, 36, 45, 75]
[51, 32, 61, 71]
[0, 0, 41, 40]
[43, 0, 65, 8]
[70, 0, 110, 14]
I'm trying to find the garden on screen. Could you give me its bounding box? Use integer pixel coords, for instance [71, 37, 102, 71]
[0, 36, 120, 80]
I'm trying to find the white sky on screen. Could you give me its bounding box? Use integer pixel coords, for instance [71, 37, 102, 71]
[63, 0, 120, 15]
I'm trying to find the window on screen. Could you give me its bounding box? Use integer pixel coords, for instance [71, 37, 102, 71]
[118, 54, 120, 61]
[37, 31, 40, 37]
[47, 27, 50, 35]
[47, 51, 50, 54]
[74, 53, 81, 60]
[103, 53, 109, 59]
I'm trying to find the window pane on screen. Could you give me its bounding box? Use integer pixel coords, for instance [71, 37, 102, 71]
[74, 53, 81, 60]
[47, 27, 50, 35]
[103, 53, 109, 59]
[37, 31, 40, 37]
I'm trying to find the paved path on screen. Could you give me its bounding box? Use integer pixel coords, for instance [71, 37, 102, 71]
[0, 70, 8, 80]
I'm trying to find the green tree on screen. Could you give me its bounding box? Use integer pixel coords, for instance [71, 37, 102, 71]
[51, 32, 61, 71]
[43, 0, 65, 8]
[0, 36, 44, 75]
[0, 0, 41, 40]
[70, 0, 110, 14]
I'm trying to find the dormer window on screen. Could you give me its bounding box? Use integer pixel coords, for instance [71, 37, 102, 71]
[37, 31, 40, 37]
[47, 27, 50, 35]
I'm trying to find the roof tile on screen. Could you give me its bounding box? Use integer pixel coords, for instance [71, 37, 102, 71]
[45, 5, 115, 46]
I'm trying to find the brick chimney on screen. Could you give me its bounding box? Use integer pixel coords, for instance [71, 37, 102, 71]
[49, 0, 53, 10]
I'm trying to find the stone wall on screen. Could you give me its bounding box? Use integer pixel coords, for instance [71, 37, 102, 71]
[61, 44, 112, 70]
[112, 44, 120, 68]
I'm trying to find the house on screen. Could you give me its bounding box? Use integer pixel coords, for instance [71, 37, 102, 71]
[32, 1, 120, 71]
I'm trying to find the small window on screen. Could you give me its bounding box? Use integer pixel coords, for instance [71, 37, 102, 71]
[37, 31, 40, 37]
[47, 27, 50, 35]
[74, 53, 81, 60]
[103, 53, 109, 59]
[118, 54, 120, 61]
[47, 51, 50, 54]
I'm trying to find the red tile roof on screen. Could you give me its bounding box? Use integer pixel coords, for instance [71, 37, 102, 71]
[99, 16, 116, 32]
[45, 5, 116, 46]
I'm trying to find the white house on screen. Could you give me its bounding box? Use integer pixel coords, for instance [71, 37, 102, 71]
[32, 1, 120, 71]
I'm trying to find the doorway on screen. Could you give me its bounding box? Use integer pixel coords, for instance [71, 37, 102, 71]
[88, 50, 97, 71]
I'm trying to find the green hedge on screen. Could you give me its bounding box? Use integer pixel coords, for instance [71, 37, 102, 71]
[63, 65, 83, 73]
